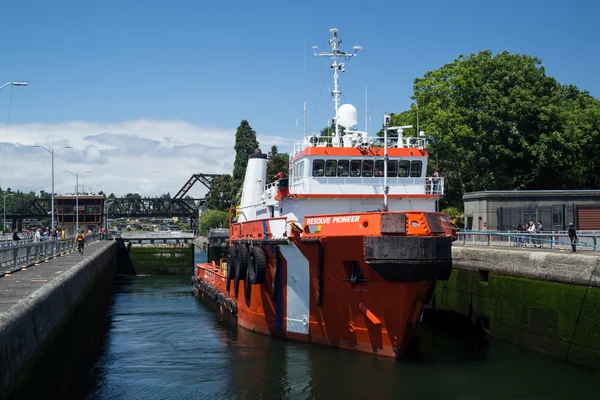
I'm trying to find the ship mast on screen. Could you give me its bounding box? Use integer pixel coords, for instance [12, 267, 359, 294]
[313, 29, 361, 144]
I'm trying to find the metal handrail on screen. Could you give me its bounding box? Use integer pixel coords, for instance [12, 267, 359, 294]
[457, 230, 598, 252]
[0, 234, 100, 274]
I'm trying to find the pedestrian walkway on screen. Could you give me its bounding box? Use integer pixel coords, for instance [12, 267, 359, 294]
[0, 240, 108, 314]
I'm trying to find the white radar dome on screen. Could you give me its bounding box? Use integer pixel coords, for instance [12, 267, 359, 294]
[337, 104, 358, 128]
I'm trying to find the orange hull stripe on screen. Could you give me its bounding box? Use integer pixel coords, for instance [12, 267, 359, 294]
[293, 146, 428, 162]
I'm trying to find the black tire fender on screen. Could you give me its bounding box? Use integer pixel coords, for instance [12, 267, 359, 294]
[226, 246, 236, 280]
[247, 246, 267, 285]
[235, 245, 249, 281]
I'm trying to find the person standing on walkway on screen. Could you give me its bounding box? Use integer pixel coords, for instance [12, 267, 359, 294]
[568, 223, 578, 252]
[12, 229, 20, 241]
[76, 229, 86, 255]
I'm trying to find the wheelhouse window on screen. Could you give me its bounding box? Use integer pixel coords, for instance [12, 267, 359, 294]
[410, 160, 423, 177]
[387, 160, 397, 177]
[337, 160, 349, 177]
[374, 160, 384, 177]
[362, 160, 373, 177]
[313, 160, 324, 177]
[350, 160, 361, 177]
[398, 160, 410, 177]
[325, 160, 337, 177]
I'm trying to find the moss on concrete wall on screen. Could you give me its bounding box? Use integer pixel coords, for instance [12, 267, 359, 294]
[434, 270, 600, 369]
[128, 246, 194, 275]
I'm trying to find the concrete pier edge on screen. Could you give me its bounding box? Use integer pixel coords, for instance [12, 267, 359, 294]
[452, 246, 600, 287]
[0, 241, 117, 396]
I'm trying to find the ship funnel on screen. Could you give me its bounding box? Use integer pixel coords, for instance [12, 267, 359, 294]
[337, 104, 358, 128]
[239, 153, 268, 221]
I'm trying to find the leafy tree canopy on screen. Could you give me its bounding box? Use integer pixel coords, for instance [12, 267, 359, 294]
[205, 174, 233, 212]
[395, 50, 600, 208]
[267, 145, 290, 180]
[198, 210, 229, 235]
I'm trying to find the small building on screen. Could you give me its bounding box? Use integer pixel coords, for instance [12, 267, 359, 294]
[55, 195, 105, 236]
[463, 190, 600, 231]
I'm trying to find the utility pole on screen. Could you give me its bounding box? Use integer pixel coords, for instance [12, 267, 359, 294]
[32, 145, 73, 230]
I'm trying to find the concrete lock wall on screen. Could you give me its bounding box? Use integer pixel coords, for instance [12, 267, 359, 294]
[128, 246, 194, 275]
[0, 241, 118, 396]
[433, 246, 600, 369]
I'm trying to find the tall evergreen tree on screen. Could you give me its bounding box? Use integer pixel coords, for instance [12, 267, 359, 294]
[232, 119, 259, 193]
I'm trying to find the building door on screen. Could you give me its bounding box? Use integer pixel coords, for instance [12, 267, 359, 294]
[478, 217, 483, 231]
[466, 216, 473, 230]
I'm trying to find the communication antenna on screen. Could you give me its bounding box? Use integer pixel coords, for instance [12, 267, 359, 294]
[365, 84, 368, 134]
[313, 28, 361, 141]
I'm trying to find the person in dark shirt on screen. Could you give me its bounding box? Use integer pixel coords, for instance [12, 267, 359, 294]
[12, 229, 20, 241]
[568, 223, 578, 252]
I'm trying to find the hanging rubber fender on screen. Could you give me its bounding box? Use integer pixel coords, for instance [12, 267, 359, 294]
[247, 246, 267, 285]
[226, 246, 236, 280]
[235, 245, 249, 281]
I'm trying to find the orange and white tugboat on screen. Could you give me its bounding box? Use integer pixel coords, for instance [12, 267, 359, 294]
[193, 28, 452, 358]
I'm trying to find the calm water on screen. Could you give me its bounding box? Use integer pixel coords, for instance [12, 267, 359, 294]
[81, 252, 598, 400]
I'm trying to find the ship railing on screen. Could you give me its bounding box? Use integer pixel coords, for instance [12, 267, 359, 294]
[456, 230, 599, 252]
[292, 133, 426, 158]
[288, 176, 444, 195]
[263, 181, 280, 201]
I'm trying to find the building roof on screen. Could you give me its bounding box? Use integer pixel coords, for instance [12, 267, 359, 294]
[463, 190, 600, 200]
[54, 195, 105, 200]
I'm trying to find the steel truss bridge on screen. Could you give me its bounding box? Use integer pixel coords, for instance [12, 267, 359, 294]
[6, 173, 221, 233]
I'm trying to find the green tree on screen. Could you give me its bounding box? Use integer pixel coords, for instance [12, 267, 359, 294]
[404, 50, 600, 208]
[267, 145, 290, 179]
[198, 210, 229, 235]
[205, 174, 233, 211]
[232, 120, 259, 190]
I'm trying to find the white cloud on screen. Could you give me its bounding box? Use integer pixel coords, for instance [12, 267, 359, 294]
[0, 119, 294, 198]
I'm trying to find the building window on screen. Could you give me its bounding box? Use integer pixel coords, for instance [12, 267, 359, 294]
[337, 160, 349, 177]
[398, 160, 410, 177]
[313, 160, 324, 177]
[410, 160, 422, 177]
[325, 160, 337, 177]
[362, 160, 373, 177]
[350, 160, 361, 177]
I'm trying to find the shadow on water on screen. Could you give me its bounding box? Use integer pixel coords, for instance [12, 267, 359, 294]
[402, 308, 490, 364]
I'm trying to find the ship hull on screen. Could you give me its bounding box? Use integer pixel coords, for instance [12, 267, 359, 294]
[193, 217, 451, 358]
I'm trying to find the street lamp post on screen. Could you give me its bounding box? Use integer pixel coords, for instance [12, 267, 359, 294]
[32, 145, 73, 230]
[3, 193, 14, 235]
[105, 200, 114, 237]
[64, 170, 91, 235]
[0, 81, 28, 91]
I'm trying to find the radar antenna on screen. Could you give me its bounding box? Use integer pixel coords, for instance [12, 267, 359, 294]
[313, 28, 361, 142]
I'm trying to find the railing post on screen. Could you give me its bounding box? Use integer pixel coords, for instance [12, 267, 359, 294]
[594, 236, 597, 252]
[26, 246, 31, 265]
[487, 234, 490, 246]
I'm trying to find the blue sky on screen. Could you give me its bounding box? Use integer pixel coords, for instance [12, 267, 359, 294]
[0, 0, 598, 196]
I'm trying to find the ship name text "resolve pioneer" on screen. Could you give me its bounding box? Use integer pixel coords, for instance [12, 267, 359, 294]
[305, 215, 361, 225]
